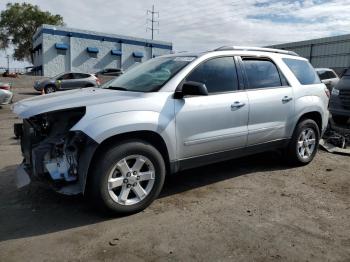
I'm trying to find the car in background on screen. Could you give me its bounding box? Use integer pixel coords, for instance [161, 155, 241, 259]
[0, 82, 13, 105]
[329, 69, 350, 125]
[34, 72, 100, 94]
[315, 68, 339, 91]
[95, 68, 123, 77]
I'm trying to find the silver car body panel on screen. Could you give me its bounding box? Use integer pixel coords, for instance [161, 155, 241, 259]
[13, 49, 329, 194]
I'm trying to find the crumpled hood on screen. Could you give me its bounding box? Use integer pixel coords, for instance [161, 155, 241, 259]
[12, 88, 149, 118]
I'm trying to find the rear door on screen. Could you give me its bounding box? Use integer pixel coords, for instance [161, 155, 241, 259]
[239, 57, 295, 146]
[72, 73, 89, 88]
[175, 56, 249, 159]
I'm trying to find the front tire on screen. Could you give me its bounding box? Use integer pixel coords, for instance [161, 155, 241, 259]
[44, 85, 56, 94]
[89, 140, 166, 214]
[285, 119, 320, 166]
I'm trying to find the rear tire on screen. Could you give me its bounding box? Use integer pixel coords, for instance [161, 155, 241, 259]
[89, 140, 166, 215]
[332, 115, 349, 125]
[284, 119, 320, 166]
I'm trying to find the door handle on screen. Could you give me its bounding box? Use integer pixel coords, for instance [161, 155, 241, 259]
[231, 101, 246, 109]
[282, 96, 293, 103]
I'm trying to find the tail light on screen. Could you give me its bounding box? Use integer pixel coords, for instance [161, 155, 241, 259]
[0, 83, 11, 90]
[96, 77, 101, 86]
[325, 87, 330, 98]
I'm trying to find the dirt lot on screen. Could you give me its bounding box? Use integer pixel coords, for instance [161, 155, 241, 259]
[0, 78, 349, 261]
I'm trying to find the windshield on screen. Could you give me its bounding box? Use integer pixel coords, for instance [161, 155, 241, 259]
[101, 56, 196, 92]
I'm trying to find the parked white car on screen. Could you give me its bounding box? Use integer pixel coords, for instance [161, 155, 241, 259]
[315, 68, 339, 91]
[0, 83, 13, 105]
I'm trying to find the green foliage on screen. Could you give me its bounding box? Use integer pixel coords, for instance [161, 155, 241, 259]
[0, 2, 64, 62]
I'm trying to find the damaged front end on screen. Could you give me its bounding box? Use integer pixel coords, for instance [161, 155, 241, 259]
[16, 107, 98, 195]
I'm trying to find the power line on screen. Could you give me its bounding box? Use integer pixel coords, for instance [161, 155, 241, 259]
[146, 5, 159, 40]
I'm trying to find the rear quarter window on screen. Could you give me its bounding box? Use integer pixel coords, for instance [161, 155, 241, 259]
[283, 58, 321, 85]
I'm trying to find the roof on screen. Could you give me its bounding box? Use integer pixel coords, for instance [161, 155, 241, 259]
[268, 33, 350, 49]
[33, 24, 172, 50]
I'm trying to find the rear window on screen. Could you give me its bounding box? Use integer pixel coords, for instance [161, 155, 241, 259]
[327, 71, 337, 79]
[242, 58, 284, 89]
[283, 58, 320, 85]
[317, 70, 328, 80]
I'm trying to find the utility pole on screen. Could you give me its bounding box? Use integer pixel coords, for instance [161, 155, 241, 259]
[147, 5, 159, 40]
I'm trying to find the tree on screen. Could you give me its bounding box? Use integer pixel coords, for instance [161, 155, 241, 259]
[0, 2, 64, 63]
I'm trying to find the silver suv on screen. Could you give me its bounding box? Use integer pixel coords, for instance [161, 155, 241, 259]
[13, 47, 329, 214]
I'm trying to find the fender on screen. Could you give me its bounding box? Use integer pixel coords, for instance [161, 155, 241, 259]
[72, 110, 177, 161]
[71, 110, 176, 193]
[292, 95, 328, 136]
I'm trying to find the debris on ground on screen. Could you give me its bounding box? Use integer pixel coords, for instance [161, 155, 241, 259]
[320, 122, 350, 155]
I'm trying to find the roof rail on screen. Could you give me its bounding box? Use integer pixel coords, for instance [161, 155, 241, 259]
[214, 46, 299, 56]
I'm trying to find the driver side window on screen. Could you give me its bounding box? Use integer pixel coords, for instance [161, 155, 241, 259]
[186, 57, 238, 93]
[57, 73, 73, 80]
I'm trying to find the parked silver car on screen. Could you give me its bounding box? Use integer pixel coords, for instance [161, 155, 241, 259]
[315, 68, 339, 91]
[34, 72, 100, 93]
[13, 47, 329, 214]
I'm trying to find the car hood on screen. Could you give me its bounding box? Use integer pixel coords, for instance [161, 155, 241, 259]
[12, 88, 155, 118]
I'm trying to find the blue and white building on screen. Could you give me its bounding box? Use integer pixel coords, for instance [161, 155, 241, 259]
[32, 24, 173, 76]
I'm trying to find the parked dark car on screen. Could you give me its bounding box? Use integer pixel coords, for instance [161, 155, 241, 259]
[34, 72, 100, 94]
[95, 68, 123, 77]
[329, 69, 350, 125]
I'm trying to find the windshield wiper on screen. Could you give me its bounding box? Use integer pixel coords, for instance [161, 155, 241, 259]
[106, 86, 128, 91]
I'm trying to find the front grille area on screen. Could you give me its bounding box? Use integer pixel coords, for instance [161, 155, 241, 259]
[339, 90, 350, 110]
[20, 120, 46, 165]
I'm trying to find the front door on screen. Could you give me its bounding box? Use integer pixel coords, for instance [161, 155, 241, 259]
[57, 73, 75, 90]
[175, 56, 249, 160]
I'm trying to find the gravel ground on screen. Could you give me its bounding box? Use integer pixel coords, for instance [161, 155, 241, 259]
[0, 80, 349, 262]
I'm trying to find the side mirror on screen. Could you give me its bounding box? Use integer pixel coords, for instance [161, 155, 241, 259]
[175, 81, 208, 99]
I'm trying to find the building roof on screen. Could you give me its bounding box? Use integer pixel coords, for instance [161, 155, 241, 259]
[33, 24, 172, 50]
[269, 34, 350, 48]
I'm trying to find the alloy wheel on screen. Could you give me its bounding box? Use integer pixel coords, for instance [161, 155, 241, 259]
[297, 128, 316, 160]
[107, 154, 155, 205]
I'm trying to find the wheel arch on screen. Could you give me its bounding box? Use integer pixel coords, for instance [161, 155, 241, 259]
[84, 130, 171, 193]
[296, 111, 323, 134]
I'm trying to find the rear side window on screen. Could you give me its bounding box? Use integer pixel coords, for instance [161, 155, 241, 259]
[242, 58, 283, 89]
[187, 57, 238, 93]
[283, 58, 321, 85]
[327, 71, 337, 79]
[74, 73, 90, 79]
[317, 70, 328, 80]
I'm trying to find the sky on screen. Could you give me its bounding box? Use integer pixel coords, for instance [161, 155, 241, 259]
[1, 0, 350, 68]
